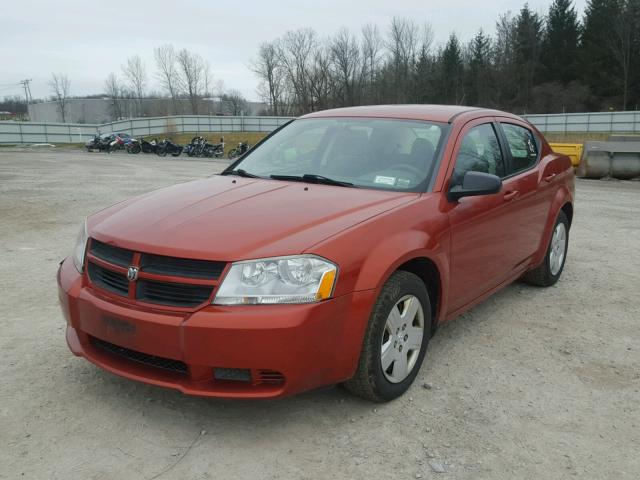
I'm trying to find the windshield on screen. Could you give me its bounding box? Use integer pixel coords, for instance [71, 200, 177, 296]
[227, 118, 448, 191]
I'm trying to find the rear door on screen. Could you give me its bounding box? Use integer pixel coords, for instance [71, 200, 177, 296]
[494, 120, 551, 268]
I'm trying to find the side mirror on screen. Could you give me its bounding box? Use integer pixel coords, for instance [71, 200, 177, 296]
[448, 171, 502, 202]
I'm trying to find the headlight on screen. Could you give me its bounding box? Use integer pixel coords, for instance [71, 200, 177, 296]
[213, 255, 337, 305]
[72, 220, 88, 273]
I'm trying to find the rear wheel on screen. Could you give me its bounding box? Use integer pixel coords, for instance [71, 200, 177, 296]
[343, 271, 431, 402]
[156, 146, 167, 157]
[522, 210, 569, 287]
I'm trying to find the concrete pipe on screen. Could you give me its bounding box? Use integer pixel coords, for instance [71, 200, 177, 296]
[610, 153, 640, 180]
[577, 150, 611, 179]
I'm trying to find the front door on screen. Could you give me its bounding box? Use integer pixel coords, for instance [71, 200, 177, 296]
[445, 120, 524, 314]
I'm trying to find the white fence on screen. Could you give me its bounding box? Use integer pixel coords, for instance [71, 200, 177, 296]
[0, 115, 295, 145]
[523, 111, 640, 133]
[1, 111, 639, 144]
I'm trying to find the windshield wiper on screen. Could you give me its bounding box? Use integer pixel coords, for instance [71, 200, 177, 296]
[224, 168, 260, 178]
[270, 174, 354, 187]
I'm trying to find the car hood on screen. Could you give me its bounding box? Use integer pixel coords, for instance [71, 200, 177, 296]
[89, 175, 418, 261]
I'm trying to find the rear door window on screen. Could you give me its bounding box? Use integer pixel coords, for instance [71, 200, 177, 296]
[500, 123, 539, 175]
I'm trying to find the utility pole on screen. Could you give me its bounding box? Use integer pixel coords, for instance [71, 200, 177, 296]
[19, 79, 33, 104]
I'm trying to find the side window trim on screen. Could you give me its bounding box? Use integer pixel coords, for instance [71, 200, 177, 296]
[496, 121, 541, 179]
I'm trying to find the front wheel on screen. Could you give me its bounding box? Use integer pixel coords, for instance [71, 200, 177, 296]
[522, 210, 569, 287]
[156, 146, 167, 157]
[228, 149, 238, 159]
[343, 271, 431, 402]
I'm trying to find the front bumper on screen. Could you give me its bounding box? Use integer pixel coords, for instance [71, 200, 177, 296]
[58, 257, 375, 398]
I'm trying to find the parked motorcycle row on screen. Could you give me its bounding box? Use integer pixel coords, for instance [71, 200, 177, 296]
[86, 133, 252, 159]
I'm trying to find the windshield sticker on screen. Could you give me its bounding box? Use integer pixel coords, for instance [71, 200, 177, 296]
[396, 178, 411, 187]
[374, 175, 396, 186]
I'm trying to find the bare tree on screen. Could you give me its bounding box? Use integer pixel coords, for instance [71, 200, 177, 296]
[386, 17, 421, 102]
[329, 28, 363, 106]
[176, 49, 206, 114]
[252, 41, 286, 115]
[122, 55, 147, 116]
[48, 73, 71, 123]
[361, 24, 383, 102]
[154, 45, 179, 114]
[104, 73, 125, 120]
[278, 29, 318, 114]
[222, 89, 248, 115]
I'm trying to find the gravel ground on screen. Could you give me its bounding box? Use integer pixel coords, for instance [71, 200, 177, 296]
[1, 147, 639, 480]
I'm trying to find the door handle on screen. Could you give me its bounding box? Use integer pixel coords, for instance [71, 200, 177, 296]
[543, 173, 557, 182]
[503, 190, 519, 201]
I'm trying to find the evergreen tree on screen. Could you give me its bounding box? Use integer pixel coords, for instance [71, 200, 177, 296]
[438, 34, 465, 104]
[467, 29, 494, 106]
[514, 4, 544, 112]
[628, 0, 640, 109]
[579, 0, 624, 108]
[412, 46, 433, 103]
[541, 0, 581, 83]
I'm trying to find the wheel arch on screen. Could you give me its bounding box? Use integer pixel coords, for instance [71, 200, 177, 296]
[531, 187, 574, 268]
[561, 201, 573, 228]
[395, 257, 442, 333]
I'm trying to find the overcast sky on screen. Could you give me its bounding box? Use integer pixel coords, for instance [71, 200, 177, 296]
[1, 0, 587, 102]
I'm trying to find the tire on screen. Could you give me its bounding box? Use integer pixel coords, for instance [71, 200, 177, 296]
[343, 271, 431, 402]
[129, 144, 141, 154]
[228, 149, 238, 159]
[522, 210, 569, 287]
[156, 146, 167, 157]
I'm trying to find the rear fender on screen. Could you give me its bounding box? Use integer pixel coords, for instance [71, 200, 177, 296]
[530, 183, 574, 268]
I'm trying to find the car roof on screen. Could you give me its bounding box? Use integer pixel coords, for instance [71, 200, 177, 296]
[300, 104, 516, 123]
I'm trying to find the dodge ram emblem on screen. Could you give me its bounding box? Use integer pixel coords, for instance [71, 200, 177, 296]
[127, 266, 139, 282]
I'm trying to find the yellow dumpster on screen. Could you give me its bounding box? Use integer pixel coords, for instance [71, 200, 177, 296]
[550, 143, 583, 167]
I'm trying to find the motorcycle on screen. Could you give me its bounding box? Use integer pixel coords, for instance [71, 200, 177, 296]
[141, 138, 158, 154]
[156, 139, 183, 157]
[85, 133, 112, 152]
[108, 133, 133, 153]
[203, 137, 225, 158]
[184, 136, 206, 157]
[125, 138, 141, 154]
[228, 141, 250, 159]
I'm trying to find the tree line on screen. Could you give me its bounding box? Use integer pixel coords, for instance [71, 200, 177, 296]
[251, 0, 640, 115]
[102, 46, 250, 120]
[2, 46, 251, 122]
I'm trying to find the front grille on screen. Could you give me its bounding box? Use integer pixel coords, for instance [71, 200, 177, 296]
[90, 240, 134, 267]
[91, 337, 188, 375]
[88, 262, 128, 296]
[137, 279, 213, 307]
[86, 238, 225, 309]
[140, 254, 225, 279]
